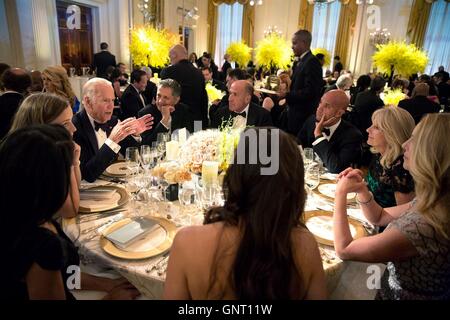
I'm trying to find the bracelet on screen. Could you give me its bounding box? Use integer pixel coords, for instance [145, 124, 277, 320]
[356, 191, 373, 205]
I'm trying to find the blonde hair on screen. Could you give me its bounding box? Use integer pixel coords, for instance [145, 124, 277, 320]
[42, 66, 76, 107]
[410, 113, 450, 239]
[10, 93, 70, 132]
[371, 107, 415, 168]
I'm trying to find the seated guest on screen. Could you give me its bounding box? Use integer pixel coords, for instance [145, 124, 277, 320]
[42, 66, 80, 113]
[220, 54, 232, 81]
[333, 113, 450, 300]
[188, 52, 198, 68]
[298, 90, 363, 174]
[350, 74, 371, 106]
[262, 73, 291, 130]
[210, 80, 272, 129]
[209, 68, 259, 120]
[73, 78, 153, 182]
[325, 73, 353, 93]
[200, 53, 220, 80]
[366, 107, 415, 208]
[435, 73, 449, 110]
[29, 70, 44, 93]
[353, 76, 386, 140]
[398, 83, 441, 124]
[139, 79, 194, 144]
[0, 62, 11, 91]
[120, 69, 148, 120]
[416, 74, 440, 104]
[164, 128, 327, 299]
[141, 66, 157, 106]
[202, 67, 227, 92]
[0, 125, 140, 300]
[9, 93, 81, 218]
[117, 62, 129, 86]
[0, 68, 31, 140]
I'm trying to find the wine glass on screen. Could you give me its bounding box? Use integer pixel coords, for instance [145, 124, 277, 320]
[179, 181, 196, 206]
[125, 147, 140, 176]
[305, 163, 320, 197]
[303, 148, 314, 167]
[140, 145, 152, 173]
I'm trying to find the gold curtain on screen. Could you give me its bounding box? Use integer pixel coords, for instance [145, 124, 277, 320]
[207, 1, 218, 56]
[334, 0, 357, 68]
[211, 0, 248, 4]
[298, 0, 314, 31]
[406, 0, 435, 48]
[242, 3, 255, 46]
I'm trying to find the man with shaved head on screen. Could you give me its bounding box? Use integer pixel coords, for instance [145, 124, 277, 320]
[161, 44, 208, 127]
[210, 80, 272, 128]
[298, 90, 363, 173]
[398, 83, 441, 124]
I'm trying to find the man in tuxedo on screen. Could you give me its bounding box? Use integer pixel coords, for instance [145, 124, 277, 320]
[0, 68, 31, 139]
[220, 54, 232, 81]
[202, 67, 227, 92]
[141, 66, 157, 105]
[161, 45, 209, 128]
[73, 78, 153, 182]
[352, 76, 386, 140]
[92, 42, 116, 79]
[200, 53, 220, 80]
[139, 79, 194, 145]
[298, 90, 363, 174]
[398, 83, 441, 124]
[117, 63, 129, 86]
[333, 56, 343, 74]
[210, 80, 272, 129]
[120, 69, 148, 120]
[279, 30, 323, 136]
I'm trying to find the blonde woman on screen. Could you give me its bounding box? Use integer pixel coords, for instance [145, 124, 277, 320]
[42, 66, 80, 113]
[366, 107, 415, 208]
[10, 93, 80, 218]
[334, 113, 450, 300]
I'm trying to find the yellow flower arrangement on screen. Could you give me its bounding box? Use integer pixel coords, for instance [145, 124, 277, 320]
[382, 88, 407, 107]
[312, 48, 331, 66]
[205, 83, 226, 105]
[372, 42, 428, 77]
[255, 34, 293, 72]
[226, 42, 252, 68]
[130, 26, 179, 68]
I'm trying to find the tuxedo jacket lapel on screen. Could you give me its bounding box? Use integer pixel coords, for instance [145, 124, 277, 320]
[80, 110, 99, 155]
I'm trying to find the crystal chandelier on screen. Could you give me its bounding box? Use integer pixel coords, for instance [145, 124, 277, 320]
[369, 28, 391, 46]
[264, 25, 282, 38]
[307, 0, 374, 4]
[137, 0, 155, 24]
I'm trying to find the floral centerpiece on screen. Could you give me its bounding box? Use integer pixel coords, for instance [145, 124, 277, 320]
[382, 88, 407, 107]
[205, 83, 226, 105]
[372, 41, 428, 77]
[179, 122, 243, 174]
[130, 26, 179, 68]
[226, 41, 252, 68]
[255, 34, 293, 73]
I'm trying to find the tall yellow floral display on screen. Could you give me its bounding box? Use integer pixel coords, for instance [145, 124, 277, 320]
[129, 26, 179, 68]
[254, 34, 293, 73]
[312, 48, 331, 66]
[226, 42, 252, 68]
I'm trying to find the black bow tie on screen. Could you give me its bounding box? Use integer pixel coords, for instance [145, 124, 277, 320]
[94, 121, 112, 136]
[231, 111, 247, 118]
[322, 127, 331, 136]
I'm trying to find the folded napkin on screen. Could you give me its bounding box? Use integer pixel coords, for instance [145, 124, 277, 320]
[80, 188, 117, 200]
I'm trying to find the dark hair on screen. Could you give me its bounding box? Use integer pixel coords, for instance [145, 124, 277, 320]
[316, 53, 325, 60]
[158, 78, 182, 97]
[356, 74, 371, 91]
[227, 68, 247, 80]
[370, 76, 386, 93]
[202, 53, 212, 60]
[294, 30, 312, 46]
[110, 68, 122, 81]
[418, 74, 438, 95]
[1, 68, 32, 93]
[100, 42, 108, 50]
[0, 63, 10, 89]
[117, 62, 126, 68]
[334, 56, 340, 60]
[201, 66, 212, 73]
[130, 69, 147, 83]
[0, 124, 73, 252]
[204, 128, 307, 299]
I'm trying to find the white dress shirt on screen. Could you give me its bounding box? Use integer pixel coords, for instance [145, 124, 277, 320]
[232, 104, 250, 129]
[312, 119, 341, 146]
[86, 113, 121, 153]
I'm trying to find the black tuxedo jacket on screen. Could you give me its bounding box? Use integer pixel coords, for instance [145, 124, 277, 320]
[92, 51, 116, 79]
[120, 85, 146, 120]
[298, 115, 363, 174]
[221, 61, 232, 81]
[398, 96, 441, 124]
[286, 51, 323, 135]
[138, 102, 195, 144]
[72, 110, 139, 182]
[352, 90, 385, 139]
[161, 60, 208, 127]
[209, 79, 227, 93]
[0, 92, 24, 140]
[210, 102, 273, 129]
[142, 80, 157, 105]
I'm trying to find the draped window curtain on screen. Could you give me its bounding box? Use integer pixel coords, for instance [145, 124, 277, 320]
[311, 1, 341, 71]
[334, 0, 357, 70]
[207, 0, 253, 65]
[423, 0, 450, 74]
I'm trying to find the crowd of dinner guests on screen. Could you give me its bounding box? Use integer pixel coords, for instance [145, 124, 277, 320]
[0, 29, 449, 300]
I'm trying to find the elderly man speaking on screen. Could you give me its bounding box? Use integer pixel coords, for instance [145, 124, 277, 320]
[73, 78, 153, 182]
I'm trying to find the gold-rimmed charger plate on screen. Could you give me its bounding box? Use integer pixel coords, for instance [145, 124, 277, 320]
[79, 185, 129, 214]
[100, 217, 177, 260]
[105, 162, 132, 177]
[305, 210, 366, 247]
[315, 183, 356, 203]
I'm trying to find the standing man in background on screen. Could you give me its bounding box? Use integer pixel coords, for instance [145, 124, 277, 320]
[92, 42, 116, 79]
